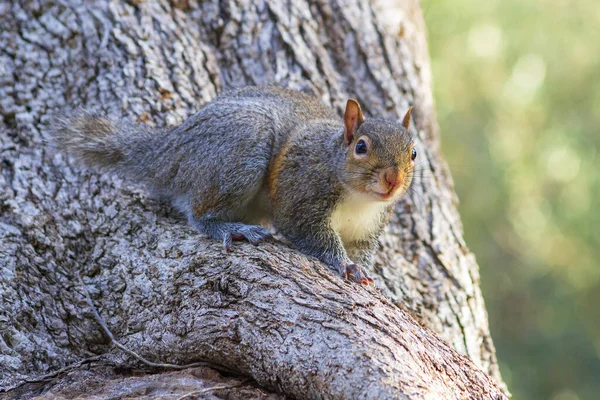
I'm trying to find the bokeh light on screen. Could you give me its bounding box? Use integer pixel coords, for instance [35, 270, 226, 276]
[424, 0, 600, 398]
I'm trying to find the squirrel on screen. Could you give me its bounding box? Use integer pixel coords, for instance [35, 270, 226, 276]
[50, 86, 416, 285]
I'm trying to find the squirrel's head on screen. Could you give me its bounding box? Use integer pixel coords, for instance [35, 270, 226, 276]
[341, 99, 416, 202]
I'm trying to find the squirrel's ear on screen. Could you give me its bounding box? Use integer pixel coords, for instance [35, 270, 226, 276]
[344, 99, 364, 146]
[402, 106, 413, 130]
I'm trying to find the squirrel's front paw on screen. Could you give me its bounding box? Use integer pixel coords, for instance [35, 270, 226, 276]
[342, 263, 375, 285]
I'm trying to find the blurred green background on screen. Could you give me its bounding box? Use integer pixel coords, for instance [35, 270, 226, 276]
[423, 1, 600, 399]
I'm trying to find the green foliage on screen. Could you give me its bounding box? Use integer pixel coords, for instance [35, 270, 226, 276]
[423, 0, 600, 398]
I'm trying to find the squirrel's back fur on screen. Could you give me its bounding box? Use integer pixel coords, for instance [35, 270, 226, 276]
[50, 87, 338, 193]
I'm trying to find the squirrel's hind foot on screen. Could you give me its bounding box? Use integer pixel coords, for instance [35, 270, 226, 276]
[221, 223, 273, 252]
[191, 218, 272, 252]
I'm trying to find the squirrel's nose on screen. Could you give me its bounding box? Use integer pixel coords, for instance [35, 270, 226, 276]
[383, 168, 403, 190]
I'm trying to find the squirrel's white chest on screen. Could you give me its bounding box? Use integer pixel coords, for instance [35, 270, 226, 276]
[330, 193, 388, 245]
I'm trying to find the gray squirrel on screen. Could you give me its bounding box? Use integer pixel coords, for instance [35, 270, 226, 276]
[51, 86, 416, 285]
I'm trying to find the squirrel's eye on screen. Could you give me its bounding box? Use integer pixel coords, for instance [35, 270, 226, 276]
[355, 139, 368, 155]
[411, 148, 417, 161]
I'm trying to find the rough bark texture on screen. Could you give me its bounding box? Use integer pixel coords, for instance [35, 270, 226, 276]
[6, 365, 285, 400]
[0, 0, 508, 398]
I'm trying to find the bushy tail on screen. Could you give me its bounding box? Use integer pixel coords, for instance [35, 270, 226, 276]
[49, 109, 149, 170]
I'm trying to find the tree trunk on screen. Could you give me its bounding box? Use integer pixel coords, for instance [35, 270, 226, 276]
[0, 0, 508, 398]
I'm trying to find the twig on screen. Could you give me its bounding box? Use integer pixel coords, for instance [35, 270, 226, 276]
[176, 382, 244, 400]
[77, 274, 234, 373]
[0, 355, 104, 393]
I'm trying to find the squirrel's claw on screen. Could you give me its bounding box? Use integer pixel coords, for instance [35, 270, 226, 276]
[342, 263, 375, 286]
[223, 233, 245, 252]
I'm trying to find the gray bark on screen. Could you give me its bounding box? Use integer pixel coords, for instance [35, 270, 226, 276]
[0, 0, 508, 398]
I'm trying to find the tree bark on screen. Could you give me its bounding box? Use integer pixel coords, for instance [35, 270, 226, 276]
[0, 0, 508, 398]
